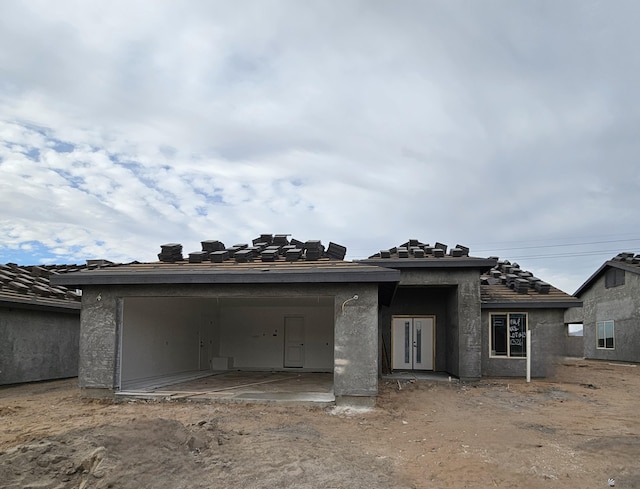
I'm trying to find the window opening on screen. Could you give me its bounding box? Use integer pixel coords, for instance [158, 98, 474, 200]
[491, 313, 527, 358]
[567, 324, 583, 337]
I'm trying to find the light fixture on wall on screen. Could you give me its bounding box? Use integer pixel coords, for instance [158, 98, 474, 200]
[341, 294, 358, 314]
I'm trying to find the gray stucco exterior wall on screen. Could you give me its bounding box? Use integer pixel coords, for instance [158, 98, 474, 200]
[387, 268, 483, 380]
[457, 278, 482, 380]
[579, 271, 640, 362]
[563, 305, 584, 358]
[79, 287, 119, 391]
[445, 288, 459, 376]
[333, 284, 379, 402]
[481, 308, 567, 378]
[565, 335, 584, 358]
[0, 307, 80, 385]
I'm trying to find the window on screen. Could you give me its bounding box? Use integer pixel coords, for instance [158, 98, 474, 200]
[567, 323, 583, 337]
[490, 313, 527, 358]
[597, 320, 615, 349]
[605, 268, 625, 288]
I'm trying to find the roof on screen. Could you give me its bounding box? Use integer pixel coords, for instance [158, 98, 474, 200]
[481, 260, 581, 309]
[51, 259, 400, 286]
[574, 252, 640, 297]
[356, 240, 497, 271]
[0, 263, 82, 313]
[51, 235, 400, 288]
[46, 236, 579, 311]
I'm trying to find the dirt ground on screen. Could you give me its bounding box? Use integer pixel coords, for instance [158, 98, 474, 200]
[1, 359, 639, 489]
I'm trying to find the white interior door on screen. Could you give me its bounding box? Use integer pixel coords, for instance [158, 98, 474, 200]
[198, 313, 212, 370]
[284, 316, 305, 367]
[392, 317, 434, 370]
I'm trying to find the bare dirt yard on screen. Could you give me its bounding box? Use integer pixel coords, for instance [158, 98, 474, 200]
[1, 359, 639, 488]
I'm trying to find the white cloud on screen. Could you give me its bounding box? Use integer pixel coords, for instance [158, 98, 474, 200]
[1, 1, 640, 292]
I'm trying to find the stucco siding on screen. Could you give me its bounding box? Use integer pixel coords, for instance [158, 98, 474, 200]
[0, 307, 79, 385]
[481, 308, 566, 378]
[581, 271, 640, 362]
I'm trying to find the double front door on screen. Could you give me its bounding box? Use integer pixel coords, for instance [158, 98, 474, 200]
[392, 316, 434, 370]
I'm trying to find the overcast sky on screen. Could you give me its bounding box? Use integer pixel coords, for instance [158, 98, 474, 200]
[1, 1, 639, 294]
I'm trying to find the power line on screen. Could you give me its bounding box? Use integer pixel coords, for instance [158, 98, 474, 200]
[468, 232, 640, 247]
[505, 250, 622, 260]
[473, 238, 640, 253]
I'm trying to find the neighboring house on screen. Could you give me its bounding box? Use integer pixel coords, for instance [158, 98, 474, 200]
[566, 252, 640, 363]
[0, 263, 82, 385]
[51, 236, 580, 404]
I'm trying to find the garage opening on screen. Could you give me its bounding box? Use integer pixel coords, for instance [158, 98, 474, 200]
[118, 296, 334, 400]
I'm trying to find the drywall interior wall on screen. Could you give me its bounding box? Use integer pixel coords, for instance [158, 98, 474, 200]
[121, 297, 210, 383]
[218, 296, 334, 370]
[121, 296, 334, 384]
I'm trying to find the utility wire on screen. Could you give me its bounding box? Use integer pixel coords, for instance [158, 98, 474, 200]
[473, 238, 640, 253]
[505, 250, 624, 261]
[467, 232, 640, 247]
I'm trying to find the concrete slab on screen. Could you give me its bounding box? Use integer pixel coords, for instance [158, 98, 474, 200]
[382, 371, 458, 382]
[117, 371, 335, 405]
[234, 391, 335, 404]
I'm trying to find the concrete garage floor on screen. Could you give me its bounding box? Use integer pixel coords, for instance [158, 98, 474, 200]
[117, 371, 335, 406]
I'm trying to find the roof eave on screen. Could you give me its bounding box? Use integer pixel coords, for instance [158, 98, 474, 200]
[51, 267, 402, 287]
[482, 300, 583, 310]
[0, 297, 81, 314]
[356, 257, 498, 271]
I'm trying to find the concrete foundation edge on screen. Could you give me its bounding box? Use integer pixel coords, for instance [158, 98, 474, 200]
[81, 388, 116, 400]
[334, 395, 376, 408]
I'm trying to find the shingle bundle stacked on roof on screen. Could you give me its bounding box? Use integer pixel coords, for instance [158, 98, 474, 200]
[188, 251, 208, 263]
[481, 260, 551, 295]
[210, 250, 230, 263]
[369, 240, 470, 259]
[285, 246, 303, 262]
[172, 234, 348, 265]
[158, 243, 184, 262]
[200, 240, 225, 260]
[303, 240, 323, 261]
[260, 246, 280, 262]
